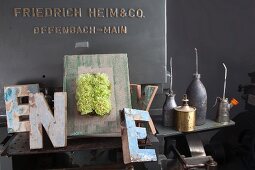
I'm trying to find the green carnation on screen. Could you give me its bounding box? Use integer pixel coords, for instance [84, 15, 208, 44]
[76, 73, 111, 116]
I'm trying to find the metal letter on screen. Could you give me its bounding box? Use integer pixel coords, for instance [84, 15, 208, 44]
[29, 92, 67, 149]
[4, 84, 39, 133]
[13, 8, 21, 17]
[122, 108, 157, 164]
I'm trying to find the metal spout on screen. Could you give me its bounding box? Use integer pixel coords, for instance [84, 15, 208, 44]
[192, 48, 201, 78]
[222, 63, 227, 100]
[195, 48, 199, 75]
[169, 57, 174, 95]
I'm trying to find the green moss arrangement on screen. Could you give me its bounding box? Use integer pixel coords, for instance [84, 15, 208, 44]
[76, 73, 112, 116]
[76, 74, 94, 114]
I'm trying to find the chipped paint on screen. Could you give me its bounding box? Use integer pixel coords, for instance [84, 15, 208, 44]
[29, 92, 67, 149]
[122, 108, 157, 164]
[4, 84, 39, 133]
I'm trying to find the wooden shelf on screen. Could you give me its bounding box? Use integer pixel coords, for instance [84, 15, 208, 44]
[154, 118, 235, 137]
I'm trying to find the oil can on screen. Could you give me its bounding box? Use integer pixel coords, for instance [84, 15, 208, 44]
[174, 94, 196, 132]
[162, 93, 177, 126]
[186, 48, 207, 126]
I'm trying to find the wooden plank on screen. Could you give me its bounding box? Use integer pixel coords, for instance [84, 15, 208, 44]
[143, 85, 158, 111]
[29, 92, 67, 149]
[130, 84, 142, 109]
[63, 54, 131, 137]
[4, 84, 39, 133]
[122, 108, 157, 164]
[130, 84, 158, 111]
[130, 84, 158, 134]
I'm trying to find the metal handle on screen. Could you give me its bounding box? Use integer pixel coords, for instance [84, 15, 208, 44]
[170, 145, 205, 169]
[170, 57, 173, 94]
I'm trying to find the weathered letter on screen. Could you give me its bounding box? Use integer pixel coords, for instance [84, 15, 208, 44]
[29, 92, 67, 150]
[122, 108, 157, 164]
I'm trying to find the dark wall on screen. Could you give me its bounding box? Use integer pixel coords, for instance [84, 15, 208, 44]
[0, 0, 166, 114]
[166, 0, 255, 119]
[0, 0, 254, 127]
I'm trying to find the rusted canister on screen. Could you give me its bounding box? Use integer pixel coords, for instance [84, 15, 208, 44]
[174, 94, 196, 132]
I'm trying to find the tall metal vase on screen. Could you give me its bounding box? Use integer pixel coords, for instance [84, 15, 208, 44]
[186, 74, 207, 125]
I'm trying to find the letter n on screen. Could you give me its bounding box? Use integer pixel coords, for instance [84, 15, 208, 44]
[29, 92, 67, 149]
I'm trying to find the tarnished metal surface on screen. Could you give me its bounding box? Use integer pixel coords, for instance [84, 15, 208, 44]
[153, 115, 235, 138]
[186, 74, 207, 126]
[206, 158, 217, 170]
[174, 95, 196, 132]
[215, 63, 237, 124]
[169, 145, 215, 170]
[162, 93, 177, 127]
[185, 134, 206, 157]
[186, 49, 207, 126]
[216, 98, 231, 124]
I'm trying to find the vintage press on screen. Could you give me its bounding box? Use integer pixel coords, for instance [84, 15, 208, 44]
[216, 63, 238, 124]
[162, 57, 177, 126]
[174, 94, 196, 132]
[186, 48, 207, 126]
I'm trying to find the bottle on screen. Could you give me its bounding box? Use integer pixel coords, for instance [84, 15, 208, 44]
[162, 57, 177, 126]
[163, 93, 177, 126]
[186, 48, 207, 126]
